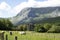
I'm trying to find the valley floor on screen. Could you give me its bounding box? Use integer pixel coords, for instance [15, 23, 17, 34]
[0, 31, 60, 40]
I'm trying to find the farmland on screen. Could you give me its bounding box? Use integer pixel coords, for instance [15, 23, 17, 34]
[0, 31, 60, 40]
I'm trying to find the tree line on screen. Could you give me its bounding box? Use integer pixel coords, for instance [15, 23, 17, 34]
[15, 23, 60, 33]
[0, 18, 60, 33]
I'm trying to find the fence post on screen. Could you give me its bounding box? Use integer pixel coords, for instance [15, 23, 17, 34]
[15, 36, 17, 40]
[1, 32, 4, 40]
[10, 32, 12, 35]
[6, 34, 8, 40]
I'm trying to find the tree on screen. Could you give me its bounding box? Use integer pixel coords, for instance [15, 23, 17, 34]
[23, 24, 27, 31]
[27, 23, 35, 31]
[47, 25, 60, 33]
[0, 19, 13, 30]
[6, 19, 13, 28]
[34, 24, 45, 32]
[44, 23, 52, 31]
[17, 24, 27, 31]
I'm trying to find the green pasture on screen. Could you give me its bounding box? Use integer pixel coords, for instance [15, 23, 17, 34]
[0, 31, 60, 40]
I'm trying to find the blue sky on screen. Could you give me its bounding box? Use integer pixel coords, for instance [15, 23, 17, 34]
[0, 0, 60, 18]
[0, 0, 27, 7]
[0, 0, 47, 8]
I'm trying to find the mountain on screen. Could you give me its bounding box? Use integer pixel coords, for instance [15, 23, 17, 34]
[10, 6, 60, 26]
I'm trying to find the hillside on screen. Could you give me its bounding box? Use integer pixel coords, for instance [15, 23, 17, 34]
[10, 6, 60, 26]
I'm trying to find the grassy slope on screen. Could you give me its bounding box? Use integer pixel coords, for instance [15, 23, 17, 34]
[0, 31, 59, 40]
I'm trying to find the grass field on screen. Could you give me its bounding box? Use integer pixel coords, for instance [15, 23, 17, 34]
[0, 31, 60, 40]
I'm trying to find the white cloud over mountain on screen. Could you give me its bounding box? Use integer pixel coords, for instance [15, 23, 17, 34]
[0, 2, 11, 10]
[11, 0, 60, 15]
[0, 0, 60, 18]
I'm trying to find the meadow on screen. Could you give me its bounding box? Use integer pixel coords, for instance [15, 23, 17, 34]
[0, 31, 60, 40]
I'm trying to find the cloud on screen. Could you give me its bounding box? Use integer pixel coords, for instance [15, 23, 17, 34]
[0, 12, 3, 17]
[0, 2, 11, 11]
[0, 2, 13, 18]
[0, 0, 60, 18]
[27, 0, 60, 7]
[11, 0, 60, 15]
[36, 0, 60, 7]
[11, 0, 36, 14]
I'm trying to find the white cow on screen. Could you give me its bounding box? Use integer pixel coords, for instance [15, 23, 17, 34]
[19, 31, 26, 35]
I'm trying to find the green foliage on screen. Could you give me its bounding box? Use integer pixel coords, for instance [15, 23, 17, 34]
[47, 25, 60, 33]
[16, 23, 60, 33]
[34, 23, 60, 33]
[17, 24, 27, 31]
[0, 18, 13, 30]
[34, 24, 45, 32]
[44, 23, 52, 31]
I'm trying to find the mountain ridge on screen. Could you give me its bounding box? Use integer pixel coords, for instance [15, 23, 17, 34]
[10, 6, 60, 26]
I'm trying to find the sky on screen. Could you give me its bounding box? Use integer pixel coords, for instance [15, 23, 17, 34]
[0, 0, 60, 18]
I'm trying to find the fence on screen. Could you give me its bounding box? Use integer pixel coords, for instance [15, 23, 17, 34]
[0, 32, 4, 40]
[5, 34, 18, 40]
[0, 31, 60, 40]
